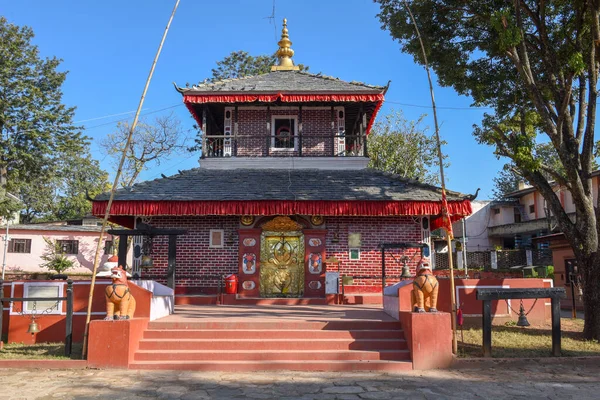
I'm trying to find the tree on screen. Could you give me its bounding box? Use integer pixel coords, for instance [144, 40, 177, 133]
[16, 147, 109, 223]
[40, 237, 74, 274]
[209, 50, 308, 82]
[377, 0, 600, 338]
[100, 113, 187, 187]
[368, 110, 448, 185]
[493, 142, 599, 199]
[492, 164, 521, 200]
[0, 17, 106, 222]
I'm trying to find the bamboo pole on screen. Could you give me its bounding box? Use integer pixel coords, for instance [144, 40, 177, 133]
[403, 0, 458, 354]
[81, 0, 181, 359]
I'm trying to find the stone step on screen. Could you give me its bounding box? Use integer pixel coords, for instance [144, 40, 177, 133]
[138, 338, 407, 351]
[134, 349, 411, 362]
[224, 296, 329, 306]
[143, 329, 404, 340]
[129, 359, 413, 372]
[147, 320, 402, 331]
[339, 294, 384, 305]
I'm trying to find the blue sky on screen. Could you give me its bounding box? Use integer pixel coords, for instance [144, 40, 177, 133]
[2, 0, 505, 199]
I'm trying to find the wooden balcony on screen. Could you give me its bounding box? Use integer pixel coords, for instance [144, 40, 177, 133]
[201, 134, 368, 159]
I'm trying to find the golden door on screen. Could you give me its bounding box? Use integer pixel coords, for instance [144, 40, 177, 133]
[259, 235, 304, 297]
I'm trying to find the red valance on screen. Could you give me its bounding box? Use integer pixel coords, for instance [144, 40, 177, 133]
[183, 93, 384, 104]
[183, 93, 385, 134]
[92, 199, 471, 227]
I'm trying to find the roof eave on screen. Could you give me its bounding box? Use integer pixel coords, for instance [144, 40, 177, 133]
[180, 89, 385, 97]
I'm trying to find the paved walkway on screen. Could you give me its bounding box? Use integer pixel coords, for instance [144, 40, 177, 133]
[1, 359, 599, 399]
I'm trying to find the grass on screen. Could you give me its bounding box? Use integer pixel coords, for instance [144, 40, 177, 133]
[0, 342, 83, 360]
[458, 318, 600, 358]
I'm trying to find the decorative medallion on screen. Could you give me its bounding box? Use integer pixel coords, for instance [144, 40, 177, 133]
[308, 281, 322, 290]
[308, 238, 322, 247]
[242, 281, 256, 290]
[308, 253, 322, 274]
[241, 215, 255, 226]
[310, 215, 324, 226]
[261, 216, 303, 232]
[242, 253, 256, 274]
[243, 238, 256, 247]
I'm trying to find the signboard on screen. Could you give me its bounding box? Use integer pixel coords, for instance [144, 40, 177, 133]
[325, 272, 339, 294]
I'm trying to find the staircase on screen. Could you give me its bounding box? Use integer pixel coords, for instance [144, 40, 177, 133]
[130, 318, 412, 371]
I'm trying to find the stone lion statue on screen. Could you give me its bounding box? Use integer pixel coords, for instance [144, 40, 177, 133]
[104, 265, 136, 320]
[411, 257, 439, 313]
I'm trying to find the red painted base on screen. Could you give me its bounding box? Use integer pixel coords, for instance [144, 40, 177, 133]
[222, 294, 328, 306]
[0, 360, 87, 369]
[175, 295, 218, 306]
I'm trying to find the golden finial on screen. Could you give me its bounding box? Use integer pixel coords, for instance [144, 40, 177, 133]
[271, 18, 300, 71]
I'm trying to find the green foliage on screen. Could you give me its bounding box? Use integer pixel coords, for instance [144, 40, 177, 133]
[367, 110, 448, 185]
[376, 0, 600, 338]
[0, 17, 108, 222]
[40, 237, 74, 274]
[492, 164, 522, 199]
[547, 265, 555, 280]
[490, 9, 522, 51]
[209, 50, 308, 82]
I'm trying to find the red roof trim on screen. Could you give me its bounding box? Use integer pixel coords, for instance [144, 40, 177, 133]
[92, 199, 471, 230]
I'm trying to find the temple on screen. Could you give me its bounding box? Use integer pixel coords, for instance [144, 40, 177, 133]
[92, 19, 472, 302]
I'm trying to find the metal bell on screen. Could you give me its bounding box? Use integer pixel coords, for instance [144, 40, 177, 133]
[516, 303, 530, 327]
[27, 321, 40, 335]
[140, 255, 154, 268]
[401, 265, 412, 279]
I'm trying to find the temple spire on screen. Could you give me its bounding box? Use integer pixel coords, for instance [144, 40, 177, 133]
[271, 18, 300, 71]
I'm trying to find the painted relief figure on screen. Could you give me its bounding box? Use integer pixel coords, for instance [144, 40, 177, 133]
[242, 253, 256, 274]
[309, 253, 322, 274]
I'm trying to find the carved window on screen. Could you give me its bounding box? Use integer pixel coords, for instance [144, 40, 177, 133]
[271, 116, 297, 150]
[57, 240, 79, 255]
[8, 238, 31, 253]
[104, 240, 115, 255]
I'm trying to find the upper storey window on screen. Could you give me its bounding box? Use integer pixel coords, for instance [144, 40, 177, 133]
[271, 116, 297, 150]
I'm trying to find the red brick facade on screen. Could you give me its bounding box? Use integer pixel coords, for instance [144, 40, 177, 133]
[142, 215, 425, 295]
[236, 108, 334, 157]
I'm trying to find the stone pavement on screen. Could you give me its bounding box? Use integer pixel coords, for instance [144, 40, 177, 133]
[0, 359, 599, 400]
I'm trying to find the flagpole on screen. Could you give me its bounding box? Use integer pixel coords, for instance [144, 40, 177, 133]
[81, 0, 181, 359]
[403, 0, 458, 354]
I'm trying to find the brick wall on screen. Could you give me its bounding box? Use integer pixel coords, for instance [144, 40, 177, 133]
[141, 215, 423, 293]
[325, 216, 422, 287]
[143, 216, 239, 293]
[236, 108, 334, 157]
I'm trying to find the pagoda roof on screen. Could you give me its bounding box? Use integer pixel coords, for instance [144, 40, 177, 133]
[94, 168, 466, 203]
[176, 70, 386, 95]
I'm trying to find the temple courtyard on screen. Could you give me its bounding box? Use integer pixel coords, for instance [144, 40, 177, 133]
[0, 359, 598, 399]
